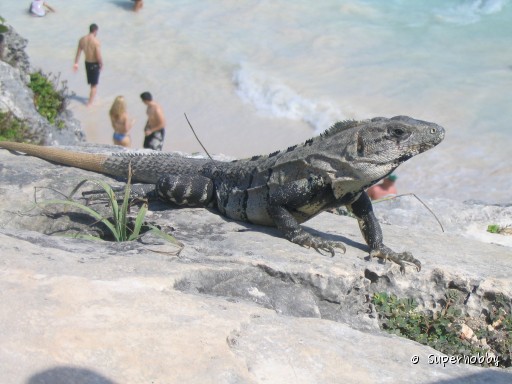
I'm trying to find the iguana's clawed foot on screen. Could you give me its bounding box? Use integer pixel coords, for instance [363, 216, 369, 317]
[291, 232, 346, 256]
[370, 246, 421, 274]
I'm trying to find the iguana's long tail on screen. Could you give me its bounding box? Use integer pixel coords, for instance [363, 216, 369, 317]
[0, 141, 108, 173]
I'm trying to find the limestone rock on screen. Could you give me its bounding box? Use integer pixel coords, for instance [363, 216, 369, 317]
[0, 24, 30, 77]
[0, 24, 84, 145]
[0, 146, 511, 383]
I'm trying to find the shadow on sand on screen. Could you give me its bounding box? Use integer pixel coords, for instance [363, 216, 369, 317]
[68, 94, 89, 105]
[109, 0, 134, 12]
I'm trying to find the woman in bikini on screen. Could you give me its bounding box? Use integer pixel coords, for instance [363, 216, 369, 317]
[109, 96, 133, 147]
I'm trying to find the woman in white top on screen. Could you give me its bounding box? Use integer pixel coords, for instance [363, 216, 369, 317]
[29, 1, 55, 17]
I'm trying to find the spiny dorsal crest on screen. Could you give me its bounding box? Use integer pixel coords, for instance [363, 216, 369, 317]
[241, 119, 364, 162]
[320, 120, 362, 139]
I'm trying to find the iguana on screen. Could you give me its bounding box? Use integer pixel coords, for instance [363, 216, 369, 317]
[0, 115, 444, 273]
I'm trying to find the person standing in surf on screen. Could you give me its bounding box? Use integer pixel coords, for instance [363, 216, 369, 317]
[140, 92, 166, 151]
[109, 96, 134, 148]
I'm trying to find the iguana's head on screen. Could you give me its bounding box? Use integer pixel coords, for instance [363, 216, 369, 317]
[314, 115, 445, 198]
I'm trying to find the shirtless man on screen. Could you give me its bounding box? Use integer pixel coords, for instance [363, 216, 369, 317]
[140, 92, 166, 151]
[73, 24, 103, 106]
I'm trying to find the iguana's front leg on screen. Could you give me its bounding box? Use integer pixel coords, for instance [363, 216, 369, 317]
[266, 176, 346, 255]
[348, 192, 421, 273]
[267, 205, 346, 255]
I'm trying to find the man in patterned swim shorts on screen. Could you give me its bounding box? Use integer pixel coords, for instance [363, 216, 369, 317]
[140, 92, 166, 151]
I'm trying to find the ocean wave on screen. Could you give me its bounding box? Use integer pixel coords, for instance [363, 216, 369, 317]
[232, 64, 345, 133]
[435, 0, 508, 24]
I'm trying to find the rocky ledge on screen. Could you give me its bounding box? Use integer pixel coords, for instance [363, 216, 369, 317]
[0, 24, 84, 145]
[0, 144, 511, 383]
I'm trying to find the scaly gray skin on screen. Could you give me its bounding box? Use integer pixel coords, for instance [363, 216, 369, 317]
[0, 115, 445, 273]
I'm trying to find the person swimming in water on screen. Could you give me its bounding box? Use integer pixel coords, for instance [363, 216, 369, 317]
[133, 0, 143, 12]
[29, 0, 55, 17]
[367, 174, 398, 200]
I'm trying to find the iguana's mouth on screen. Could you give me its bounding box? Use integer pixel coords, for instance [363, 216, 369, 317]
[399, 139, 438, 156]
[418, 142, 435, 153]
[397, 153, 413, 163]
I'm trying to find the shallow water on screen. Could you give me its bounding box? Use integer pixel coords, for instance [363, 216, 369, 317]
[2, 0, 512, 203]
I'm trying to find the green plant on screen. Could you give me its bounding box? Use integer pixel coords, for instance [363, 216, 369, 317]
[28, 71, 71, 126]
[371, 291, 512, 367]
[371, 291, 458, 348]
[487, 224, 501, 234]
[35, 166, 183, 250]
[0, 16, 8, 34]
[479, 293, 512, 367]
[0, 111, 29, 141]
[487, 224, 512, 236]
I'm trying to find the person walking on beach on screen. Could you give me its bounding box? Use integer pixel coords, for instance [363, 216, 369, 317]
[367, 174, 398, 200]
[73, 24, 102, 106]
[140, 92, 166, 151]
[109, 96, 133, 147]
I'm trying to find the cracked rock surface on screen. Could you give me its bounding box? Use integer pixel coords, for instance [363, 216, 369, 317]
[1, 146, 512, 383]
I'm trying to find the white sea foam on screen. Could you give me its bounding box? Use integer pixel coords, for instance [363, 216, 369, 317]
[435, 0, 508, 24]
[233, 64, 345, 133]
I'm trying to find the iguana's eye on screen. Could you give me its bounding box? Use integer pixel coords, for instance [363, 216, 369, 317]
[430, 128, 437, 134]
[387, 125, 411, 140]
[394, 128, 405, 136]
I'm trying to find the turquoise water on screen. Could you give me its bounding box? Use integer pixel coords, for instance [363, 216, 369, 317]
[1, 0, 511, 203]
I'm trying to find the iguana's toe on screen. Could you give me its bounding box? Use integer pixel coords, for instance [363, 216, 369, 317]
[292, 232, 346, 256]
[370, 247, 421, 274]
